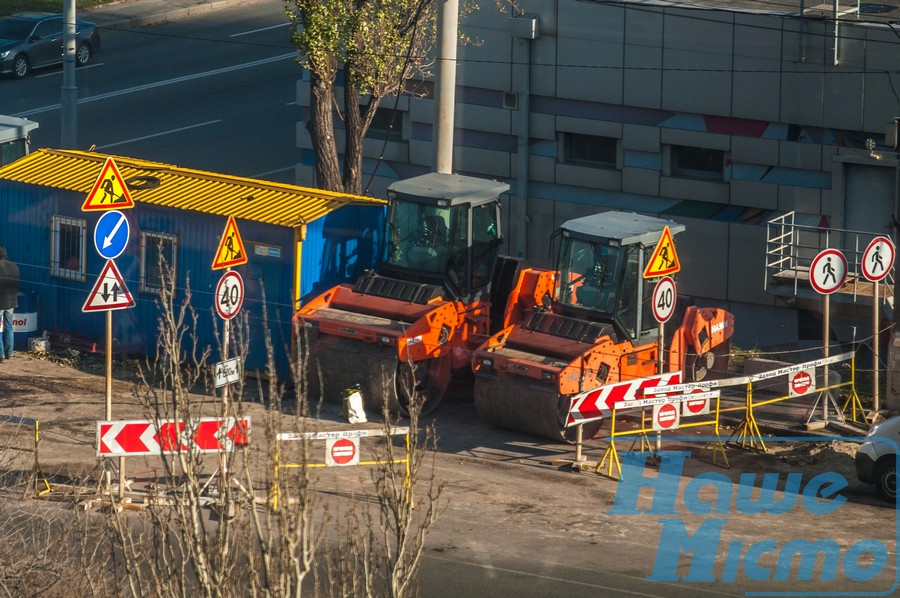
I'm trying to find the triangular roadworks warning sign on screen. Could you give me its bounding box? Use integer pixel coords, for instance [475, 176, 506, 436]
[642, 226, 680, 278]
[83, 260, 135, 312]
[212, 215, 248, 270]
[83, 157, 135, 211]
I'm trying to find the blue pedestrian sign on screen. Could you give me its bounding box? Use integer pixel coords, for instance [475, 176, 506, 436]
[94, 210, 130, 260]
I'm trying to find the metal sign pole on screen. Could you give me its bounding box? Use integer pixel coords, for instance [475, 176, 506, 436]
[874, 279, 880, 413]
[823, 293, 830, 423]
[222, 268, 231, 420]
[104, 310, 125, 499]
[657, 322, 664, 454]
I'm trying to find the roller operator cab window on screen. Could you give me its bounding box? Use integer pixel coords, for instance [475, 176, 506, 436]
[470, 204, 500, 289]
[558, 239, 644, 339]
[386, 200, 452, 274]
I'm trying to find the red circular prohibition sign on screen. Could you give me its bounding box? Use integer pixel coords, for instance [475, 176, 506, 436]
[656, 403, 679, 429]
[331, 438, 357, 465]
[791, 371, 812, 395]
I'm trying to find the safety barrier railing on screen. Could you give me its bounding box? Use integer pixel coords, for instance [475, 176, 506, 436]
[653, 350, 860, 452]
[572, 348, 866, 479]
[272, 426, 410, 510]
[597, 390, 728, 481]
[765, 211, 895, 304]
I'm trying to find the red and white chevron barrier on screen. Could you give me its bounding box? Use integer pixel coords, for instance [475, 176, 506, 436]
[566, 371, 682, 427]
[97, 417, 250, 456]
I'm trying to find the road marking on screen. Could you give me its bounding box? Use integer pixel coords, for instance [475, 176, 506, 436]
[230, 23, 290, 37]
[426, 555, 660, 596]
[95, 120, 222, 150]
[35, 62, 104, 78]
[426, 554, 747, 597]
[14, 53, 296, 118]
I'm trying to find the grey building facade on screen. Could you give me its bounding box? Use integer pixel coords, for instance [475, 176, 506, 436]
[292, 0, 900, 348]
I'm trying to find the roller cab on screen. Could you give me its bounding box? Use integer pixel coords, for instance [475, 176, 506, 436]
[295, 173, 508, 415]
[473, 211, 735, 441]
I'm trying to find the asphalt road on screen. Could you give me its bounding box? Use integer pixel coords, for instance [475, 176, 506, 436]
[4, 0, 299, 183]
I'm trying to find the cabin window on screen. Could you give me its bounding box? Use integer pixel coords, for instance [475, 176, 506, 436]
[140, 231, 177, 294]
[50, 215, 86, 281]
[0, 139, 27, 166]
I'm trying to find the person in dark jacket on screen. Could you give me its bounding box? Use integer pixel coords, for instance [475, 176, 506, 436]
[0, 245, 20, 361]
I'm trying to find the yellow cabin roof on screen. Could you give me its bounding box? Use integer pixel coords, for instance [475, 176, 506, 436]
[0, 149, 386, 227]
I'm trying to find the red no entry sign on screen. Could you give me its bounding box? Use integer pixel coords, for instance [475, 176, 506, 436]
[653, 402, 680, 431]
[326, 437, 359, 466]
[682, 395, 710, 417]
[789, 369, 816, 398]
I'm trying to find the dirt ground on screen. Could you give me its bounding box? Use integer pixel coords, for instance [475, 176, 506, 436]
[0, 345, 878, 498]
[1, 347, 897, 596]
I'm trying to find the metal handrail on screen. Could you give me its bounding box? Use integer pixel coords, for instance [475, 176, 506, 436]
[765, 211, 894, 306]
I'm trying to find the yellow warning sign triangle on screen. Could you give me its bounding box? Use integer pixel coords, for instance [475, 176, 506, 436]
[83, 157, 135, 211]
[642, 226, 680, 278]
[212, 215, 248, 270]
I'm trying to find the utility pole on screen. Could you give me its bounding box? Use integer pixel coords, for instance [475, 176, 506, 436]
[61, 0, 78, 148]
[434, 0, 459, 174]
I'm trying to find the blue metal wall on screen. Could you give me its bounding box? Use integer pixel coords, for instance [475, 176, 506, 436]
[0, 180, 385, 382]
[300, 203, 386, 304]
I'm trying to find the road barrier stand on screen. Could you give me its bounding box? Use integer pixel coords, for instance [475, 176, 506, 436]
[729, 351, 858, 451]
[272, 426, 411, 511]
[596, 391, 727, 481]
[839, 353, 867, 425]
[0, 414, 50, 496]
[90, 417, 252, 509]
[32, 419, 50, 496]
[652, 350, 859, 453]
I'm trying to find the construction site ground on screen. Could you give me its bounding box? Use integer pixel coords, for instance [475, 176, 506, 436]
[0, 347, 897, 595]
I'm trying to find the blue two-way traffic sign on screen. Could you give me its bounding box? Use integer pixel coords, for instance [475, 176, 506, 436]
[94, 210, 130, 260]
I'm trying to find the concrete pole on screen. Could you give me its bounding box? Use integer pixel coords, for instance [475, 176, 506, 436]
[434, 0, 459, 174]
[513, 35, 530, 258]
[61, 0, 78, 148]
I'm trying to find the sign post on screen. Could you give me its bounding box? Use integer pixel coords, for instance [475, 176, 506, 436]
[809, 248, 847, 426]
[211, 217, 249, 490]
[862, 236, 895, 414]
[83, 157, 135, 500]
[650, 273, 678, 455]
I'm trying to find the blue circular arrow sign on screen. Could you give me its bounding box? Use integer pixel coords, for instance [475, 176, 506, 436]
[94, 210, 130, 260]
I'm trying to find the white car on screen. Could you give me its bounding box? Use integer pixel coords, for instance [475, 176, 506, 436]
[856, 415, 900, 502]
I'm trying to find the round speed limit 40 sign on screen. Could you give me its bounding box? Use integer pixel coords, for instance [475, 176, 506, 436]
[651, 276, 677, 324]
[215, 271, 244, 320]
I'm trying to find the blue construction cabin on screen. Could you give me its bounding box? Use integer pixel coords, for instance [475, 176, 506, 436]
[0, 149, 386, 380]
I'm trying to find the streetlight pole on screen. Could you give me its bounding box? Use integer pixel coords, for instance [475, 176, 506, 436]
[61, 0, 78, 148]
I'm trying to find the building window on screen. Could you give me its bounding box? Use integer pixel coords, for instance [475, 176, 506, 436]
[140, 231, 177, 294]
[561, 132, 618, 168]
[671, 145, 724, 180]
[50, 215, 86, 281]
[367, 107, 403, 142]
